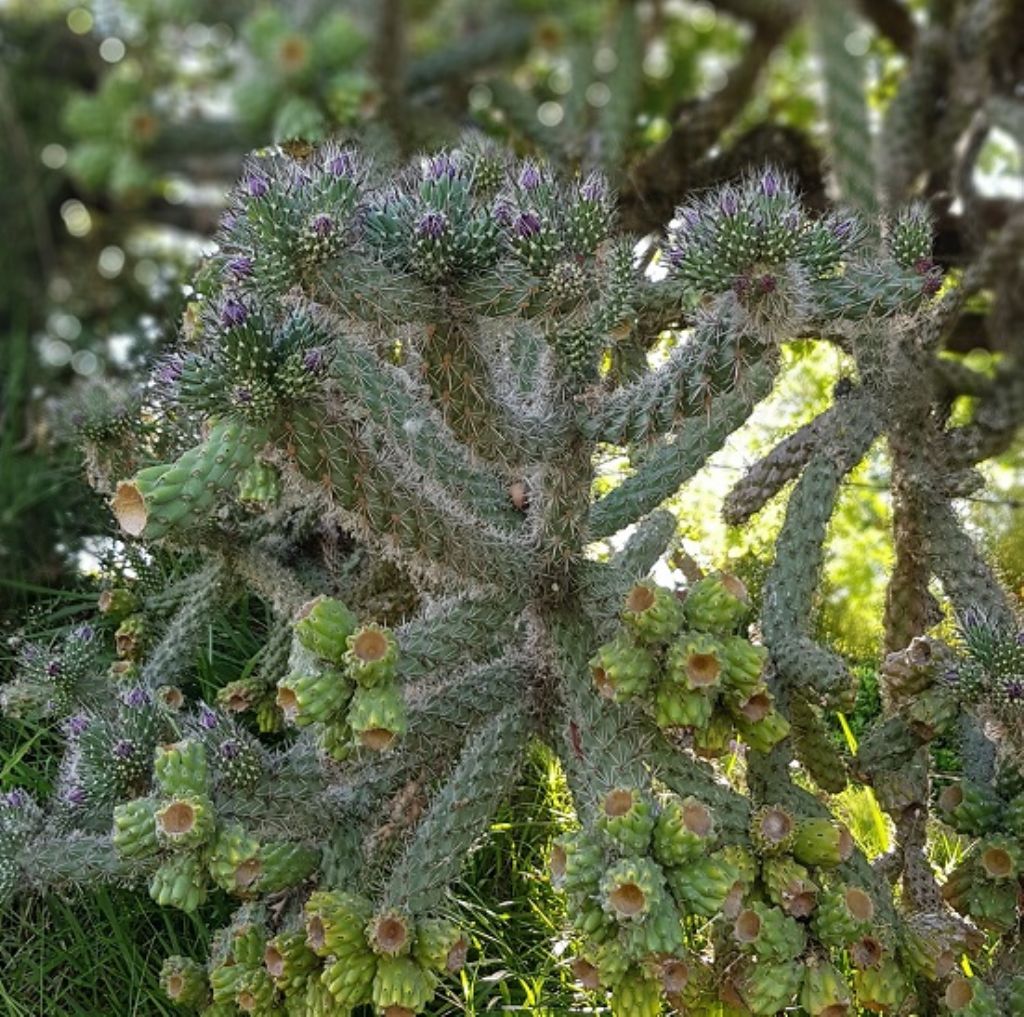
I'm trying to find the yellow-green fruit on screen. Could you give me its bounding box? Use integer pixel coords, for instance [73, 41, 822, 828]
[597, 788, 656, 854]
[347, 681, 407, 751]
[976, 837, 1021, 881]
[231, 921, 268, 967]
[691, 707, 734, 757]
[413, 918, 468, 974]
[761, 855, 819, 918]
[652, 795, 716, 867]
[293, 596, 358, 663]
[813, 884, 875, 947]
[321, 950, 376, 1009]
[371, 955, 438, 1014]
[653, 682, 714, 730]
[750, 804, 796, 856]
[305, 890, 374, 958]
[234, 966, 276, 1014]
[592, 937, 631, 987]
[115, 615, 147, 660]
[621, 895, 684, 956]
[801, 957, 852, 1016]
[295, 978, 334, 1017]
[255, 840, 320, 894]
[256, 699, 283, 733]
[853, 958, 908, 1013]
[150, 853, 208, 913]
[161, 955, 209, 1009]
[264, 931, 318, 992]
[682, 573, 750, 633]
[726, 959, 803, 1016]
[209, 961, 245, 1004]
[899, 911, 968, 981]
[600, 857, 667, 923]
[98, 586, 138, 622]
[113, 798, 160, 859]
[155, 795, 216, 851]
[238, 461, 281, 506]
[733, 702, 791, 753]
[344, 625, 399, 687]
[792, 818, 853, 868]
[590, 633, 658, 702]
[154, 739, 210, 796]
[732, 901, 806, 962]
[937, 781, 1001, 837]
[367, 909, 414, 957]
[666, 849, 742, 917]
[550, 830, 605, 894]
[610, 967, 661, 1017]
[665, 633, 726, 692]
[944, 977, 1000, 1016]
[317, 719, 354, 762]
[963, 880, 1019, 933]
[621, 582, 685, 645]
[572, 897, 616, 942]
[208, 823, 262, 895]
[719, 635, 768, 700]
[276, 669, 351, 727]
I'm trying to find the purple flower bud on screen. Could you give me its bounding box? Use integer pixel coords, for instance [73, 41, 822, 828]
[492, 201, 514, 226]
[759, 170, 781, 198]
[122, 686, 150, 709]
[245, 174, 269, 199]
[922, 271, 942, 296]
[831, 217, 854, 240]
[913, 257, 935, 276]
[681, 207, 700, 230]
[234, 386, 253, 405]
[310, 213, 334, 238]
[302, 347, 326, 374]
[221, 298, 248, 328]
[62, 785, 87, 808]
[758, 273, 777, 294]
[72, 624, 95, 643]
[580, 173, 607, 203]
[221, 212, 239, 232]
[219, 738, 241, 759]
[1015, 631, 1024, 647]
[112, 739, 135, 760]
[1006, 679, 1024, 701]
[63, 714, 90, 738]
[416, 210, 448, 239]
[227, 256, 253, 278]
[2, 789, 29, 808]
[325, 150, 355, 177]
[46, 660, 62, 678]
[427, 153, 458, 181]
[155, 354, 184, 386]
[514, 211, 542, 239]
[665, 247, 685, 267]
[518, 162, 542, 190]
[198, 704, 219, 730]
[719, 189, 740, 216]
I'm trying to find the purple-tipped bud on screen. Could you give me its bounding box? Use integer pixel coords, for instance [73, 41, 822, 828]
[1006, 679, 1024, 702]
[2, 789, 29, 809]
[219, 738, 241, 759]
[245, 174, 270, 199]
[310, 213, 334, 237]
[122, 686, 150, 708]
[913, 257, 935, 275]
[198, 704, 219, 730]
[922, 271, 942, 296]
[427, 153, 458, 181]
[302, 347, 326, 374]
[831, 217, 855, 241]
[580, 173, 607, 203]
[518, 162, 542, 190]
[112, 739, 136, 760]
[63, 714, 90, 738]
[492, 201, 514, 227]
[759, 170, 781, 198]
[155, 354, 184, 387]
[416, 210, 448, 239]
[758, 273, 777, 294]
[220, 298, 248, 328]
[1015, 631, 1024, 647]
[62, 785, 87, 808]
[234, 386, 253, 405]
[46, 660, 62, 678]
[227, 256, 253, 278]
[719, 189, 740, 216]
[72, 624, 95, 643]
[514, 211, 542, 239]
[325, 150, 355, 177]
[665, 246, 685, 267]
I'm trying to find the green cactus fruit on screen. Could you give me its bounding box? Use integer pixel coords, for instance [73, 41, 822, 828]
[599, 856, 667, 923]
[610, 966, 661, 1017]
[904, 686, 958, 739]
[366, 909, 415, 957]
[413, 918, 468, 974]
[98, 587, 138, 622]
[347, 680, 408, 750]
[719, 635, 768, 700]
[371, 955, 438, 1014]
[320, 950, 376, 1009]
[112, 797, 160, 858]
[229, 917, 268, 968]
[853, 958, 908, 1013]
[732, 695, 791, 753]
[295, 978, 334, 1017]
[733, 901, 806, 962]
[690, 707, 735, 758]
[155, 795, 216, 851]
[792, 817, 854, 868]
[800, 957, 852, 1016]
[114, 614, 147, 660]
[317, 719, 354, 762]
[621, 895, 684, 956]
[589, 937, 631, 987]
[161, 955, 209, 1009]
[936, 781, 1002, 837]
[154, 739, 210, 797]
[761, 855, 819, 918]
[208, 823, 262, 894]
[621, 582, 685, 645]
[344, 625, 399, 687]
[304, 889, 374, 958]
[665, 633, 726, 691]
[276, 669, 351, 727]
[263, 931, 318, 992]
[597, 788, 656, 854]
[150, 853, 208, 913]
[572, 896, 616, 942]
[293, 596, 358, 664]
[812, 883, 875, 948]
[682, 573, 750, 633]
[653, 682, 714, 730]
[666, 849, 743, 917]
[255, 699, 283, 733]
[550, 830, 604, 894]
[964, 880, 1019, 933]
[112, 419, 269, 540]
[238, 461, 281, 506]
[254, 840, 320, 894]
[209, 961, 245, 1004]
[994, 761, 1024, 801]
[233, 966, 276, 1014]
[726, 959, 803, 1016]
[1005, 794, 1024, 837]
[944, 977, 1001, 1016]
[750, 804, 796, 856]
[652, 795, 716, 867]
[899, 911, 968, 981]
[717, 844, 759, 894]
[590, 633, 658, 702]
[976, 837, 1021, 881]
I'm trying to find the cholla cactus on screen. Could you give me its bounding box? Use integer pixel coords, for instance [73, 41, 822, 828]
[4, 102, 1024, 1014]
